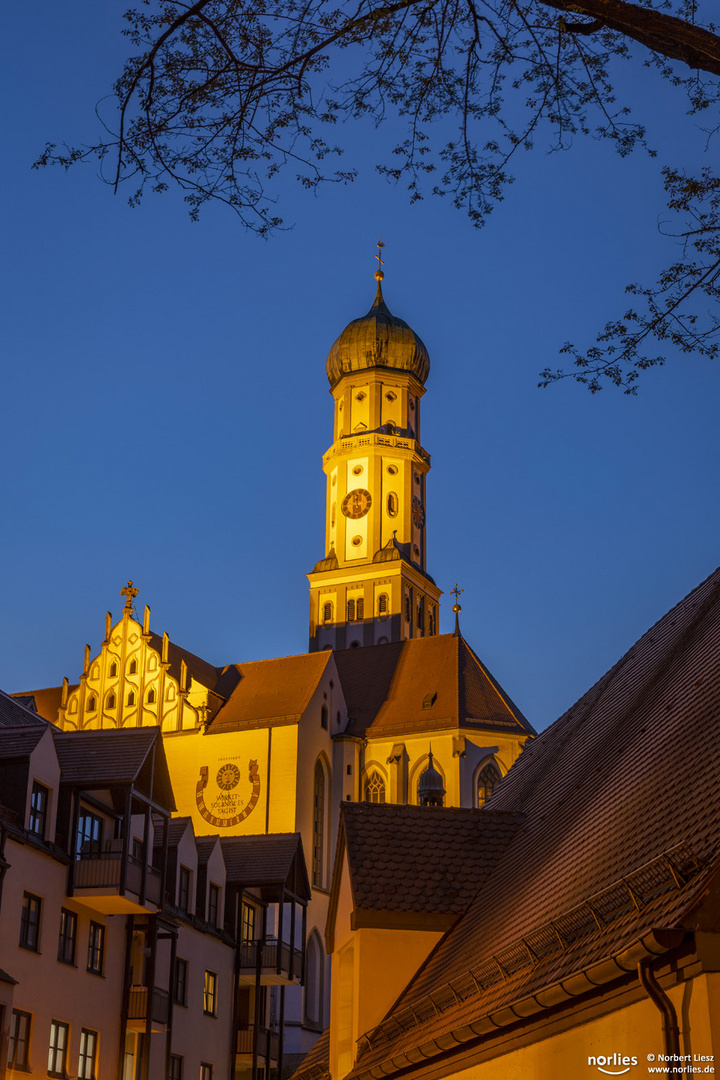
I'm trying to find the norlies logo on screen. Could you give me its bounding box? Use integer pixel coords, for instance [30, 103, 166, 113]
[588, 1054, 638, 1076]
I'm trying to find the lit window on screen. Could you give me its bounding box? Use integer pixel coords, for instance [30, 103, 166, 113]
[29, 781, 49, 838]
[313, 762, 324, 887]
[322, 601, 333, 624]
[20, 892, 41, 951]
[58, 908, 77, 965]
[8, 1010, 31, 1070]
[204, 970, 217, 1016]
[168, 1054, 184, 1080]
[364, 772, 386, 804]
[241, 903, 255, 945]
[178, 866, 191, 912]
[477, 762, 502, 807]
[173, 958, 188, 1005]
[48, 1020, 69, 1078]
[87, 922, 105, 975]
[208, 883, 220, 928]
[77, 810, 103, 856]
[78, 1028, 98, 1080]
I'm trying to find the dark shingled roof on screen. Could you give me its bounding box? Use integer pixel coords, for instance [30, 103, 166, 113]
[0, 726, 48, 759]
[209, 652, 333, 733]
[53, 727, 176, 811]
[220, 833, 310, 899]
[341, 565, 720, 1079]
[196, 835, 219, 865]
[334, 634, 534, 738]
[0, 689, 48, 728]
[340, 802, 524, 916]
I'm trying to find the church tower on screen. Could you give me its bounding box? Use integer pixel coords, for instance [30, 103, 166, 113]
[308, 251, 442, 651]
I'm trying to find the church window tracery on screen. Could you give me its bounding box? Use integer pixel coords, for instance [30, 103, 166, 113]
[476, 762, 502, 806]
[312, 762, 325, 887]
[364, 771, 386, 803]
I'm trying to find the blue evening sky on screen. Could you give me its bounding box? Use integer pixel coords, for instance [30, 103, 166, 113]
[1, 3, 718, 730]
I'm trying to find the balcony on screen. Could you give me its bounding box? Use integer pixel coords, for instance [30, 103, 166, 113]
[236, 1026, 280, 1063]
[238, 939, 303, 986]
[127, 986, 170, 1032]
[72, 851, 163, 913]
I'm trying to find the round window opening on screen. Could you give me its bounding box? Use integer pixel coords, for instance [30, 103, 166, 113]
[414, 544, 420, 556]
[356, 392, 366, 402]
[351, 535, 362, 546]
[387, 465, 398, 475]
[352, 465, 363, 475]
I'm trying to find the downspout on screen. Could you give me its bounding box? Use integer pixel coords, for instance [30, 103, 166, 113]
[638, 957, 682, 1061]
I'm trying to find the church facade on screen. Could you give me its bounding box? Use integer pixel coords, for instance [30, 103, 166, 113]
[9, 265, 534, 1071]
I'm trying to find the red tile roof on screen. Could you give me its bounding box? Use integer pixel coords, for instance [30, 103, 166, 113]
[334, 634, 533, 738]
[208, 652, 333, 732]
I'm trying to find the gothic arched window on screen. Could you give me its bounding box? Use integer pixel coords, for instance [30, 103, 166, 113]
[107, 693, 116, 710]
[312, 762, 325, 887]
[87, 696, 96, 712]
[127, 691, 135, 707]
[304, 931, 325, 1027]
[109, 662, 117, 677]
[364, 771, 386, 804]
[477, 762, 502, 807]
[147, 688, 155, 704]
[128, 659, 137, 674]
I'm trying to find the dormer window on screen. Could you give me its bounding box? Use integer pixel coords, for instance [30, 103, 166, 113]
[29, 782, 49, 838]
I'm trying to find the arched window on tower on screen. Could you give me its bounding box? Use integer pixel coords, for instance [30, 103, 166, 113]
[378, 593, 389, 618]
[387, 492, 398, 517]
[356, 597, 364, 620]
[417, 596, 425, 630]
[476, 761, 502, 807]
[364, 771, 386, 803]
[312, 762, 325, 887]
[347, 598, 356, 622]
[322, 601, 333, 624]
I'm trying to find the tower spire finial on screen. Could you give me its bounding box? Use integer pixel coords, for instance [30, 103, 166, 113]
[450, 583, 464, 636]
[374, 237, 385, 303]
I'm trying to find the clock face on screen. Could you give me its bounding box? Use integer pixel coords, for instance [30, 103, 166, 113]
[342, 489, 372, 519]
[412, 496, 425, 528]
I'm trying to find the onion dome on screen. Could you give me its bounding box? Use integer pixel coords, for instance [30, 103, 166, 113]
[326, 276, 430, 389]
[418, 749, 446, 807]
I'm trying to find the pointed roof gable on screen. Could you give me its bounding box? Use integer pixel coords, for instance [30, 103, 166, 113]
[0, 689, 49, 729]
[208, 651, 335, 732]
[53, 727, 176, 811]
[344, 566, 720, 1078]
[220, 833, 310, 900]
[326, 803, 524, 949]
[334, 634, 534, 738]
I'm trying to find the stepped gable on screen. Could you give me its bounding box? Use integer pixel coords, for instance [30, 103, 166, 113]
[334, 634, 533, 738]
[208, 651, 333, 732]
[145, 631, 222, 691]
[344, 566, 720, 1079]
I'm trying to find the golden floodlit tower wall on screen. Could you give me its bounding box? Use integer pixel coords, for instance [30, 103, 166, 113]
[308, 259, 442, 651]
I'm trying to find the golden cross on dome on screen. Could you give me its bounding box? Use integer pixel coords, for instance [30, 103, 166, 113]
[375, 237, 385, 281]
[121, 580, 139, 611]
[450, 583, 464, 607]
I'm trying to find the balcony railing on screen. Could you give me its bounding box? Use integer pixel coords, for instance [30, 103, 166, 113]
[127, 985, 170, 1026]
[74, 852, 162, 905]
[239, 939, 303, 980]
[236, 1026, 280, 1061]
